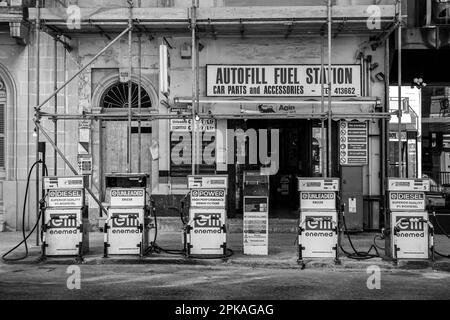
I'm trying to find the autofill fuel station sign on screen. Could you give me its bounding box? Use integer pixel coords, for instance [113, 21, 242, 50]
[206, 65, 361, 97]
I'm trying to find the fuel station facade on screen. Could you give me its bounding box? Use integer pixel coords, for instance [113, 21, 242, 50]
[0, 1, 400, 234]
[11, 0, 448, 266]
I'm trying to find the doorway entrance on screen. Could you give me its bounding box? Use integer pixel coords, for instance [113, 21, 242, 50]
[100, 81, 153, 192]
[228, 119, 327, 218]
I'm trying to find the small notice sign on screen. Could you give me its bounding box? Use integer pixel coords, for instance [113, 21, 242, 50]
[243, 196, 269, 256]
[339, 121, 368, 166]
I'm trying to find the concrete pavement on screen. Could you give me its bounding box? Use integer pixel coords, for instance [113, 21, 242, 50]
[1, 230, 450, 271]
[1, 263, 450, 300]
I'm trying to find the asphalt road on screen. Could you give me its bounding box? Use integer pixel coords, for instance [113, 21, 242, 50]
[0, 263, 450, 300]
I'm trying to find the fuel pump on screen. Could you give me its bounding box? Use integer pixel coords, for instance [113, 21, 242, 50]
[385, 178, 434, 262]
[41, 176, 89, 259]
[103, 174, 151, 257]
[297, 178, 340, 267]
[185, 175, 229, 257]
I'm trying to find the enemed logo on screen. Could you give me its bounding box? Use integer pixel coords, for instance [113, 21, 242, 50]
[49, 214, 77, 229]
[112, 213, 139, 228]
[194, 213, 222, 228]
[396, 216, 425, 231]
[305, 216, 333, 231]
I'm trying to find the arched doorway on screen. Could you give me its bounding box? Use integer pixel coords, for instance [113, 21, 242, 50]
[100, 80, 154, 186]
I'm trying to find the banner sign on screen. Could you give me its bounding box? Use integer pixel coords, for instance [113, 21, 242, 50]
[207, 64, 361, 97]
[389, 192, 426, 211]
[244, 196, 269, 256]
[339, 121, 368, 166]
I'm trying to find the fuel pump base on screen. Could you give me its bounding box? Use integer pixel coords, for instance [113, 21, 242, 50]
[42, 176, 89, 259]
[103, 174, 151, 258]
[185, 175, 228, 257]
[298, 178, 340, 267]
[386, 178, 434, 262]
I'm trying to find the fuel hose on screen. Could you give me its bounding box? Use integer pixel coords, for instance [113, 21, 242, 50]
[339, 214, 380, 260]
[432, 211, 450, 258]
[2, 161, 48, 262]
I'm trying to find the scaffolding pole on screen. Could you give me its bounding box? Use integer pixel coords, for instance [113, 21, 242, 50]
[320, 33, 326, 177]
[397, 0, 403, 178]
[127, 0, 133, 173]
[53, 37, 58, 175]
[327, 0, 332, 178]
[34, 26, 132, 112]
[191, 0, 198, 175]
[35, 0, 40, 245]
[34, 121, 108, 216]
[31, 26, 132, 218]
[137, 33, 142, 172]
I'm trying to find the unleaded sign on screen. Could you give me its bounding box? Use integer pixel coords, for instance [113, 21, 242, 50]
[207, 65, 361, 97]
[339, 121, 368, 166]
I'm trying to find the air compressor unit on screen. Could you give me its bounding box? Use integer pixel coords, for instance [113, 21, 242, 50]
[185, 175, 228, 256]
[298, 178, 340, 264]
[42, 176, 89, 258]
[386, 178, 434, 261]
[103, 174, 151, 257]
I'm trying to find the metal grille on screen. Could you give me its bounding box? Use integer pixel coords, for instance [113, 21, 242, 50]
[102, 82, 152, 110]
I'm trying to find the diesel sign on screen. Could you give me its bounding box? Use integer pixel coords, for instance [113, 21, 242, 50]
[389, 192, 426, 211]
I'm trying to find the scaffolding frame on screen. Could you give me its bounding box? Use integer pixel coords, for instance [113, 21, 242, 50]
[30, 2, 402, 233]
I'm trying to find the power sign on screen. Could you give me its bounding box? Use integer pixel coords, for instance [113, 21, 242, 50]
[191, 189, 226, 208]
